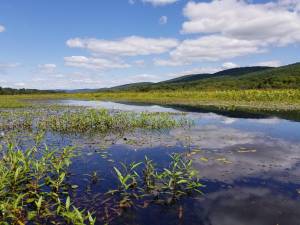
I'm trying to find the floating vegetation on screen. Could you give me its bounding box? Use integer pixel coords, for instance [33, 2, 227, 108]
[215, 157, 232, 164]
[199, 157, 209, 162]
[237, 147, 257, 153]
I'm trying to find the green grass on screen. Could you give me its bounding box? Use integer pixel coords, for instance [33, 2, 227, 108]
[71, 89, 300, 111]
[0, 96, 30, 108]
[1, 89, 300, 111]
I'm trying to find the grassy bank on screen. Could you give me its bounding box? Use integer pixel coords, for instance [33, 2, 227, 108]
[74, 89, 300, 111]
[1, 89, 300, 111]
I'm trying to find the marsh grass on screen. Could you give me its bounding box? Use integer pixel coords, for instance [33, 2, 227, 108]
[1, 89, 300, 111]
[39, 109, 191, 134]
[77, 89, 300, 111]
[0, 107, 192, 134]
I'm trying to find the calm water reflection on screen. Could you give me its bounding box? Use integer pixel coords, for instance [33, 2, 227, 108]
[33, 100, 300, 224]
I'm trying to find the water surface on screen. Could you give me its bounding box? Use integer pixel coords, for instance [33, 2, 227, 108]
[12, 100, 300, 224]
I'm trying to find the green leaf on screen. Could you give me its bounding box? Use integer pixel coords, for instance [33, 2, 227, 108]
[66, 196, 71, 211]
[114, 167, 123, 180]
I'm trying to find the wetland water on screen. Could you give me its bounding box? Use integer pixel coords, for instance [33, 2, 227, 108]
[56, 100, 300, 225]
[3, 100, 300, 224]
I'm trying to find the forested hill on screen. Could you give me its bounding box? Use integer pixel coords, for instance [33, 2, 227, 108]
[0, 87, 60, 95]
[101, 63, 300, 92]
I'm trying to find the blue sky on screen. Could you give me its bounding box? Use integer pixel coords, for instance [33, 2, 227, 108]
[0, 0, 300, 89]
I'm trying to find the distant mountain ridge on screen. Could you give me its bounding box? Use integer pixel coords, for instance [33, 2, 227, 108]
[159, 66, 271, 84]
[99, 63, 300, 91]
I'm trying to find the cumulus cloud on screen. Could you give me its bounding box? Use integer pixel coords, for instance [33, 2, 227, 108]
[154, 0, 300, 66]
[0, 25, 5, 32]
[155, 0, 300, 67]
[64, 56, 131, 71]
[159, 16, 168, 25]
[66, 36, 178, 56]
[155, 35, 262, 66]
[182, 0, 300, 46]
[142, 0, 178, 6]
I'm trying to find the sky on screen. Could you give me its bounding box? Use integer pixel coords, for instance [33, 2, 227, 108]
[0, 0, 300, 90]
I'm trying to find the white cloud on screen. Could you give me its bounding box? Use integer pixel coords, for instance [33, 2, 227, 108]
[38, 64, 57, 74]
[64, 56, 131, 71]
[171, 67, 222, 76]
[182, 0, 300, 46]
[278, 0, 300, 12]
[14, 82, 25, 87]
[129, 73, 162, 83]
[159, 16, 168, 25]
[154, 58, 187, 66]
[155, 35, 262, 66]
[0, 25, 5, 32]
[155, 1, 300, 66]
[66, 36, 178, 56]
[142, 0, 178, 6]
[255, 60, 282, 67]
[222, 62, 239, 69]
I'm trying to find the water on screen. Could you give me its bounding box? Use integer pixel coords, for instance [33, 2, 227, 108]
[10, 100, 300, 224]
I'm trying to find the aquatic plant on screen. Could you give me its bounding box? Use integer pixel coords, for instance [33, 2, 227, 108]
[37, 109, 191, 134]
[0, 141, 96, 224]
[108, 162, 142, 209]
[155, 153, 203, 203]
[107, 153, 203, 213]
[0, 107, 191, 135]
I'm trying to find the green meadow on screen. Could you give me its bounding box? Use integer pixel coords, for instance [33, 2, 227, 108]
[1, 89, 300, 111]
